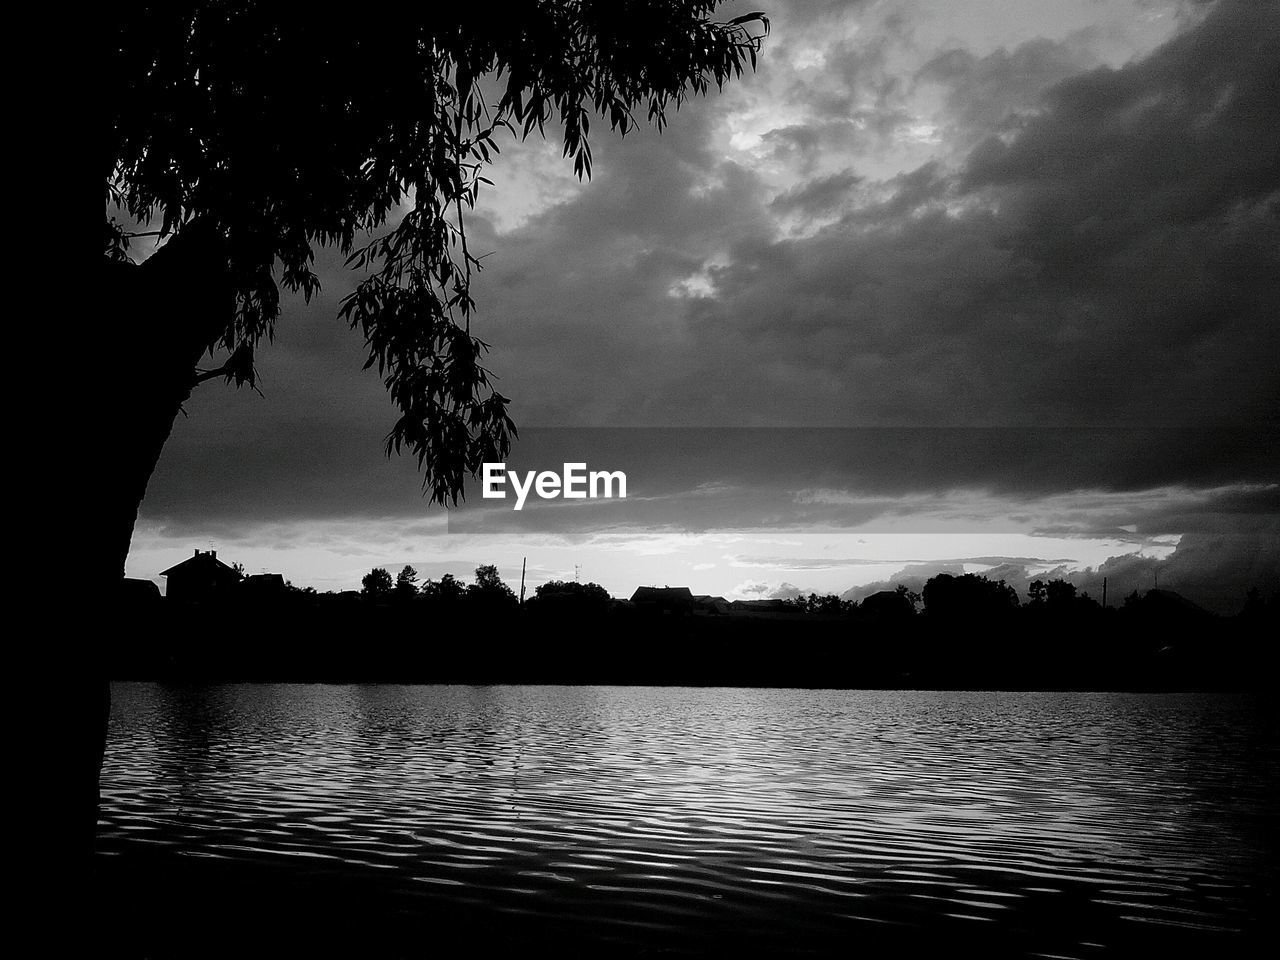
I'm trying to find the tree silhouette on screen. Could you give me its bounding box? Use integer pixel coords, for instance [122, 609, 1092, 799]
[394, 565, 420, 602]
[531, 580, 614, 616]
[922, 573, 1020, 621]
[468, 564, 518, 609]
[895, 584, 922, 609]
[421, 572, 466, 605]
[101, 3, 769, 592]
[361, 567, 393, 600]
[790, 592, 850, 616]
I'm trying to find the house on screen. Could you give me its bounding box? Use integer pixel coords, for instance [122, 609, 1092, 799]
[729, 599, 795, 616]
[240, 573, 287, 598]
[1125, 589, 1214, 622]
[692, 594, 732, 616]
[630, 586, 695, 615]
[117, 578, 161, 607]
[159, 549, 242, 603]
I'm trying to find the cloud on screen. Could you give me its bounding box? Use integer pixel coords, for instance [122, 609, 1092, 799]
[837, 527, 1278, 614]
[769, 168, 864, 217]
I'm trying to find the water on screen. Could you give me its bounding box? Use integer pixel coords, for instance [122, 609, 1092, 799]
[98, 684, 1277, 955]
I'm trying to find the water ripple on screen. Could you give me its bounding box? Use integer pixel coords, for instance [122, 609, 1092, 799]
[97, 684, 1278, 956]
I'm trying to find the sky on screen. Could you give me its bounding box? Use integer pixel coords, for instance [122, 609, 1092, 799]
[126, 0, 1278, 611]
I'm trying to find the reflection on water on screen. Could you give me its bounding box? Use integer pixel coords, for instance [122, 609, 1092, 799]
[99, 684, 1277, 955]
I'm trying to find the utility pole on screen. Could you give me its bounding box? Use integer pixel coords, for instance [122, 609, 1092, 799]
[1102, 577, 1107, 608]
[519, 557, 527, 606]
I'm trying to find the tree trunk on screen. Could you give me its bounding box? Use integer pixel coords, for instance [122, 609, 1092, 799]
[83, 222, 236, 854]
[102, 222, 237, 580]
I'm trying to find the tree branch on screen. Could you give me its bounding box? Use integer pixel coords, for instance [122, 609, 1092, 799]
[193, 365, 232, 384]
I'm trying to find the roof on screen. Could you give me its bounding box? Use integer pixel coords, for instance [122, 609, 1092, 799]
[119, 578, 162, 602]
[730, 599, 792, 611]
[242, 573, 286, 589]
[631, 586, 695, 603]
[863, 589, 905, 602]
[1142, 589, 1213, 616]
[159, 551, 241, 579]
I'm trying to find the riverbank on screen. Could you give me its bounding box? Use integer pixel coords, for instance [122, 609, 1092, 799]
[104, 598, 1274, 690]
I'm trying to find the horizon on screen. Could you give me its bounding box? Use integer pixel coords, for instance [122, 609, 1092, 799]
[139, 528, 1205, 611]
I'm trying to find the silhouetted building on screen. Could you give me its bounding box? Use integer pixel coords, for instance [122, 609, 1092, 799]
[1125, 589, 1214, 622]
[160, 549, 242, 603]
[729, 599, 794, 616]
[241, 573, 287, 598]
[118, 577, 162, 606]
[692, 594, 732, 615]
[631, 586, 695, 615]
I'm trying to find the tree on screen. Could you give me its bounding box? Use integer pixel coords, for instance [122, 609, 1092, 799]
[394, 565, 420, 601]
[921, 573, 1020, 621]
[1028, 578, 1079, 609]
[793, 592, 849, 616]
[100, 3, 769, 591]
[468, 564, 518, 609]
[421, 572, 466, 604]
[361, 567, 393, 600]
[530, 579, 613, 615]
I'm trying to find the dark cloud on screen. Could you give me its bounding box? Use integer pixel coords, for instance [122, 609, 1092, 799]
[917, 37, 1100, 150]
[770, 169, 864, 216]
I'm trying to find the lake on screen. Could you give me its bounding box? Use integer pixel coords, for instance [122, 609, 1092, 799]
[95, 684, 1277, 957]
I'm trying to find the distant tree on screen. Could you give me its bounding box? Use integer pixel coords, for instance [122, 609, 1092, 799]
[531, 580, 612, 615]
[534, 580, 611, 602]
[922, 573, 1020, 621]
[468, 564, 518, 609]
[1029, 579, 1077, 607]
[421, 572, 466, 604]
[796, 592, 849, 616]
[394, 565, 420, 601]
[361, 567, 393, 600]
[895, 584, 922, 609]
[1027, 578, 1104, 628]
